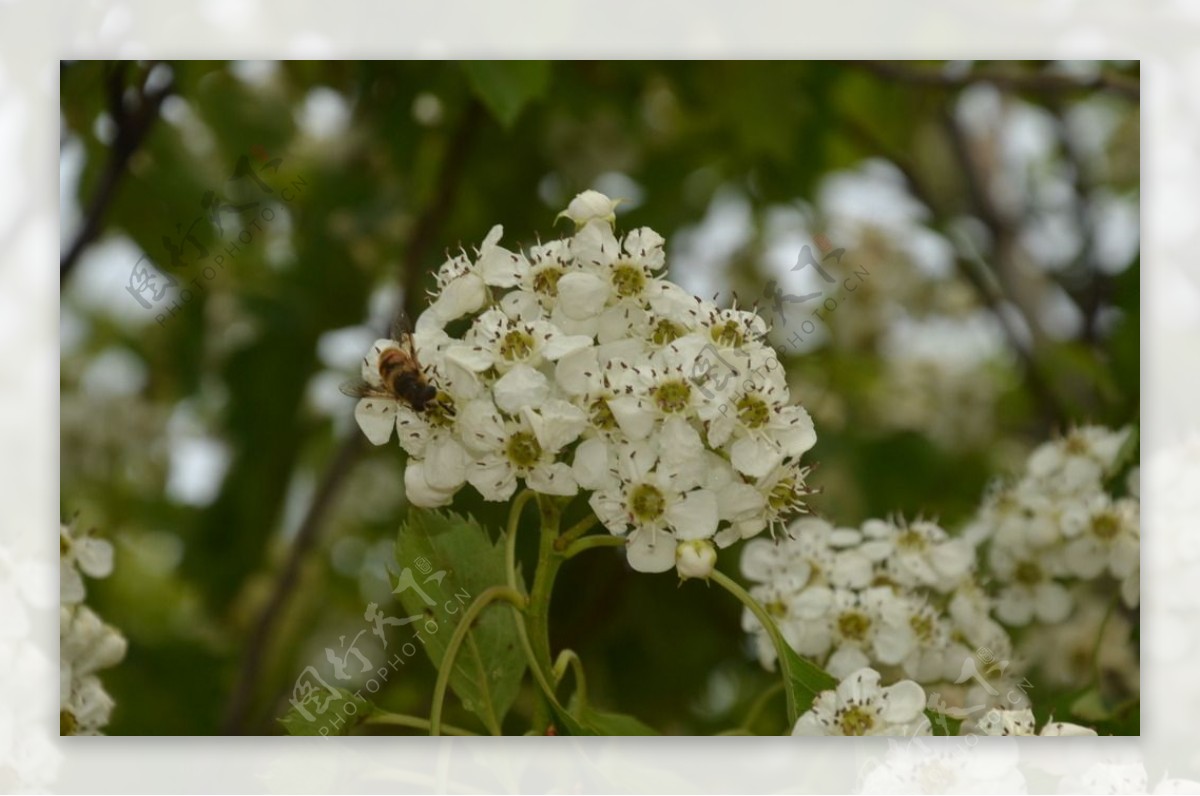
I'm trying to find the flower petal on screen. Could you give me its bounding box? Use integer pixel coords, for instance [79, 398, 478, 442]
[625, 529, 676, 573]
[354, 398, 398, 445]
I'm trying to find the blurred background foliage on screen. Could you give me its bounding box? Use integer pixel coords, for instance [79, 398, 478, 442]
[59, 60, 1139, 735]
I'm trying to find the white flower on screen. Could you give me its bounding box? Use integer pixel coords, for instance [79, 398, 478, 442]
[793, 667, 930, 736]
[974, 708, 1096, 736]
[824, 587, 918, 679]
[699, 368, 816, 479]
[60, 523, 113, 605]
[449, 308, 591, 375]
[1061, 494, 1139, 582]
[588, 430, 719, 574]
[857, 518, 974, 593]
[557, 189, 621, 228]
[60, 524, 125, 736]
[460, 399, 583, 501]
[717, 461, 814, 544]
[989, 545, 1073, 626]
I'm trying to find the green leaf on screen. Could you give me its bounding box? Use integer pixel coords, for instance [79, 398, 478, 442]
[462, 61, 551, 128]
[551, 700, 659, 736]
[776, 642, 838, 724]
[279, 687, 373, 736]
[392, 509, 526, 735]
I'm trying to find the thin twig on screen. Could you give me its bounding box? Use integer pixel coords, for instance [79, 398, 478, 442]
[221, 98, 485, 735]
[61, 62, 173, 283]
[854, 60, 1139, 101]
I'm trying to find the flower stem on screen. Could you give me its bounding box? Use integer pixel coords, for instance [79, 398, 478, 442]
[552, 649, 588, 710]
[429, 585, 527, 736]
[562, 533, 625, 560]
[711, 568, 799, 726]
[364, 711, 477, 736]
[505, 489, 537, 592]
[526, 495, 562, 677]
[555, 513, 600, 550]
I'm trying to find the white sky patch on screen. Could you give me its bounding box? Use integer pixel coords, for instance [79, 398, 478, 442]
[1038, 284, 1086, 340]
[317, 324, 376, 371]
[669, 187, 752, 302]
[59, 133, 85, 251]
[165, 431, 232, 508]
[592, 172, 644, 212]
[230, 59, 279, 89]
[66, 234, 162, 330]
[818, 159, 954, 278]
[881, 311, 1008, 367]
[79, 347, 148, 397]
[296, 86, 352, 141]
[1089, 190, 1140, 274]
[160, 95, 216, 158]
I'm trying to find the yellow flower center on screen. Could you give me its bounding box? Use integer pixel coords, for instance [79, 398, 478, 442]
[505, 431, 542, 468]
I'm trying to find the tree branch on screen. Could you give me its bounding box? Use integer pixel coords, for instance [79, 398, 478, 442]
[854, 60, 1139, 101]
[60, 62, 173, 284]
[221, 98, 485, 734]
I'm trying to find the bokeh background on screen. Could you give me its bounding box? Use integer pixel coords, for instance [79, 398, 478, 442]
[58, 60, 1139, 736]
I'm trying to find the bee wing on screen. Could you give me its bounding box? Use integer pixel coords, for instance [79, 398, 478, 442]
[390, 311, 414, 342]
[339, 377, 390, 399]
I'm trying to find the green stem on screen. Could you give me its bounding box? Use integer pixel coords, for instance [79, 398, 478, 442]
[711, 569, 799, 723]
[552, 649, 588, 710]
[526, 496, 562, 677]
[430, 585, 527, 737]
[711, 570, 790, 671]
[505, 489, 536, 592]
[364, 711, 477, 736]
[555, 513, 600, 550]
[1088, 590, 1122, 691]
[562, 533, 625, 560]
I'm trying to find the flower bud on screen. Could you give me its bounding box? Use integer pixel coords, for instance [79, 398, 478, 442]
[676, 539, 717, 580]
[557, 190, 620, 229]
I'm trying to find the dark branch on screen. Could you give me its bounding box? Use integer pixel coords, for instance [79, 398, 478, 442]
[854, 60, 1139, 101]
[60, 62, 173, 284]
[221, 99, 485, 735]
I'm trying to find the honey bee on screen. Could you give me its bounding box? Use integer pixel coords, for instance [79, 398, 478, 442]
[340, 315, 439, 412]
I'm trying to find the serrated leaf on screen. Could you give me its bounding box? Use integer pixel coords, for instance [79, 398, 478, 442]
[279, 687, 373, 736]
[777, 642, 838, 725]
[551, 699, 659, 736]
[462, 61, 551, 128]
[392, 509, 525, 735]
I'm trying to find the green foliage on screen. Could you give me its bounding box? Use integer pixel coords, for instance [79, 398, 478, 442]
[279, 687, 373, 736]
[777, 642, 839, 724]
[462, 61, 551, 128]
[554, 701, 660, 736]
[392, 509, 526, 734]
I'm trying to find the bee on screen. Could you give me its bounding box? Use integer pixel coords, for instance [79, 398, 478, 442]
[340, 315, 440, 413]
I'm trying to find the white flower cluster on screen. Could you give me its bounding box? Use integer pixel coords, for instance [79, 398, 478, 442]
[741, 515, 997, 683]
[353, 191, 817, 576]
[965, 425, 1139, 626]
[60, 522, 126, 735]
